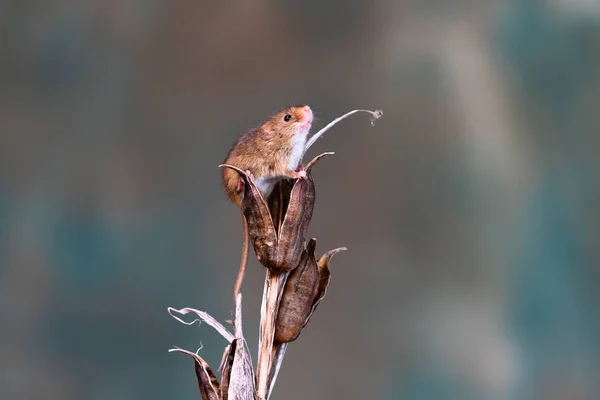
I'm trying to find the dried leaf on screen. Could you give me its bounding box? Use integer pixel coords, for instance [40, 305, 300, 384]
[196, 358, 221, 400]
[228, 338, 257, 400]
[220, 342, 236, 400]
[168, 307, 234, 343]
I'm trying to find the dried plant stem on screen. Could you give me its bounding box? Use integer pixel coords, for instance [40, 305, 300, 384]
[256, 270, 288, 400]
[233, 212, 249, 301]
[302, 109, 383, 157]
[266, 343, 287, 398]
[234, 293, 243, 338]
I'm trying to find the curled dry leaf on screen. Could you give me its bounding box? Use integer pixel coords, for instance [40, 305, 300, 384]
[168, 307, 234, 343]
[220, 342, 235, 400]
[169, 295, 255, 400]
[169, 337, 256, 399]
[169, 348, 220, 400]
[195, 356, 221, 400]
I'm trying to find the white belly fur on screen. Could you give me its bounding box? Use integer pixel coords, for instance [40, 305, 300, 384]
[288, 133, 307, 171]
[255, 177, 276, 199]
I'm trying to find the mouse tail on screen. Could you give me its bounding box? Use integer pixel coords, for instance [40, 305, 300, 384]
[233, 212, 249, 301]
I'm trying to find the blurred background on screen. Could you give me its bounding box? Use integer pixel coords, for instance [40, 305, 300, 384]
[1, 0, 599, 399]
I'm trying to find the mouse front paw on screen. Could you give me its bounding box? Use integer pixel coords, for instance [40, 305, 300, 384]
[291, 170, 307, 180]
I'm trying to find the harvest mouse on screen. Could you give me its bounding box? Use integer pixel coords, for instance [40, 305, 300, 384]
[222, 105, 314, 299]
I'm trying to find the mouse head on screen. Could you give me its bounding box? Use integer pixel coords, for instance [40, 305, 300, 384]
[261, 105, 313, 139]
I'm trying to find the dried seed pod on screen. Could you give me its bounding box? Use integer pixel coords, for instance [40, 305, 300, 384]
[239, 171, 278, 265]
[266, 152, 332, 232]
[267, 170, 315, 271]
[274, 240, 346, 344]
[267, 180, 292, 233]
[274, 238, 320, 343]
[221, 153, 331, 272]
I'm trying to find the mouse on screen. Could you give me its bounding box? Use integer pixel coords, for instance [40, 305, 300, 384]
[222, 105, 314, 300]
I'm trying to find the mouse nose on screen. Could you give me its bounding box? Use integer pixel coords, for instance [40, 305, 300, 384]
[303, 105, 312, 119]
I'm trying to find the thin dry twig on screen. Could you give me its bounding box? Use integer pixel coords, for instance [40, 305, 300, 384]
[266, 343, 287, 398]
[303, 109, 383, 157]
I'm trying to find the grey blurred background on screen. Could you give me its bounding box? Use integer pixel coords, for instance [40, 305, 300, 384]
[1, 1, 599, 399]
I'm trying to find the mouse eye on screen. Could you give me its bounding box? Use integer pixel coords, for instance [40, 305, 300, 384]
[283, 114, 292, 122]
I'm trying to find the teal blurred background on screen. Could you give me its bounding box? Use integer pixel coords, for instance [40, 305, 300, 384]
[1, 1, 599, 399]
